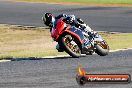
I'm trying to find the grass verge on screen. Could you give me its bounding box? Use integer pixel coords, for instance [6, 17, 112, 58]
[0, 24, 132, 59]
[16, 0, 132, 6]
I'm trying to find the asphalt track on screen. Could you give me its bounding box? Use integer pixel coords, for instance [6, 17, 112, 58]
[0, 50, 132, 88]
[0, 1, 132, 32]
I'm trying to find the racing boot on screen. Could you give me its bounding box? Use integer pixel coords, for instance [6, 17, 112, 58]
[56, 44, 64, 52]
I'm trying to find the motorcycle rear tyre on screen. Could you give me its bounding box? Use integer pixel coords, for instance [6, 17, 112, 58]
[95, 44, 109, 56]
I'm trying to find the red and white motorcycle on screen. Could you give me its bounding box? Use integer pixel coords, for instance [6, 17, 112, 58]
[51, 18, 109, 58]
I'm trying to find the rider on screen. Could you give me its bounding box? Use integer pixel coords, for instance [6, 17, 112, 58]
[42, 13, 96, 52]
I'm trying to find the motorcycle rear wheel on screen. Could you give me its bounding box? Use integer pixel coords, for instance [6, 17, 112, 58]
[95, 41, 109, 56]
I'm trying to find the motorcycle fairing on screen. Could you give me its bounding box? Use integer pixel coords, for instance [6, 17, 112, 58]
[64, 26, 85, 44]
[51, 19, 65, 40]
[71, 27, 84, 41]
[51, 19, 85, 45]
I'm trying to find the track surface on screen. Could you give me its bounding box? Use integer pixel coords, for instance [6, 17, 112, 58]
[0, 1, 132, 32]
[0, 50, 132, 88]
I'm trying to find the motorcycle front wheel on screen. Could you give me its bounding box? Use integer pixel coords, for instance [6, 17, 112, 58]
[60, 34, 81, 58]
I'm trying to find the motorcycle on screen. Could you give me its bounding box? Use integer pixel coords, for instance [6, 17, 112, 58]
[51, 18, 109, 58]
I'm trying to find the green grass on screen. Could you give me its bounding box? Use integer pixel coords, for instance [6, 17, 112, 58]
[0, 25, 67, 59]
[0, 25, 132, 59]
[16, 0, 132, 5]
[100, 33, 132, 50]
[0, 50, 66, 59]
